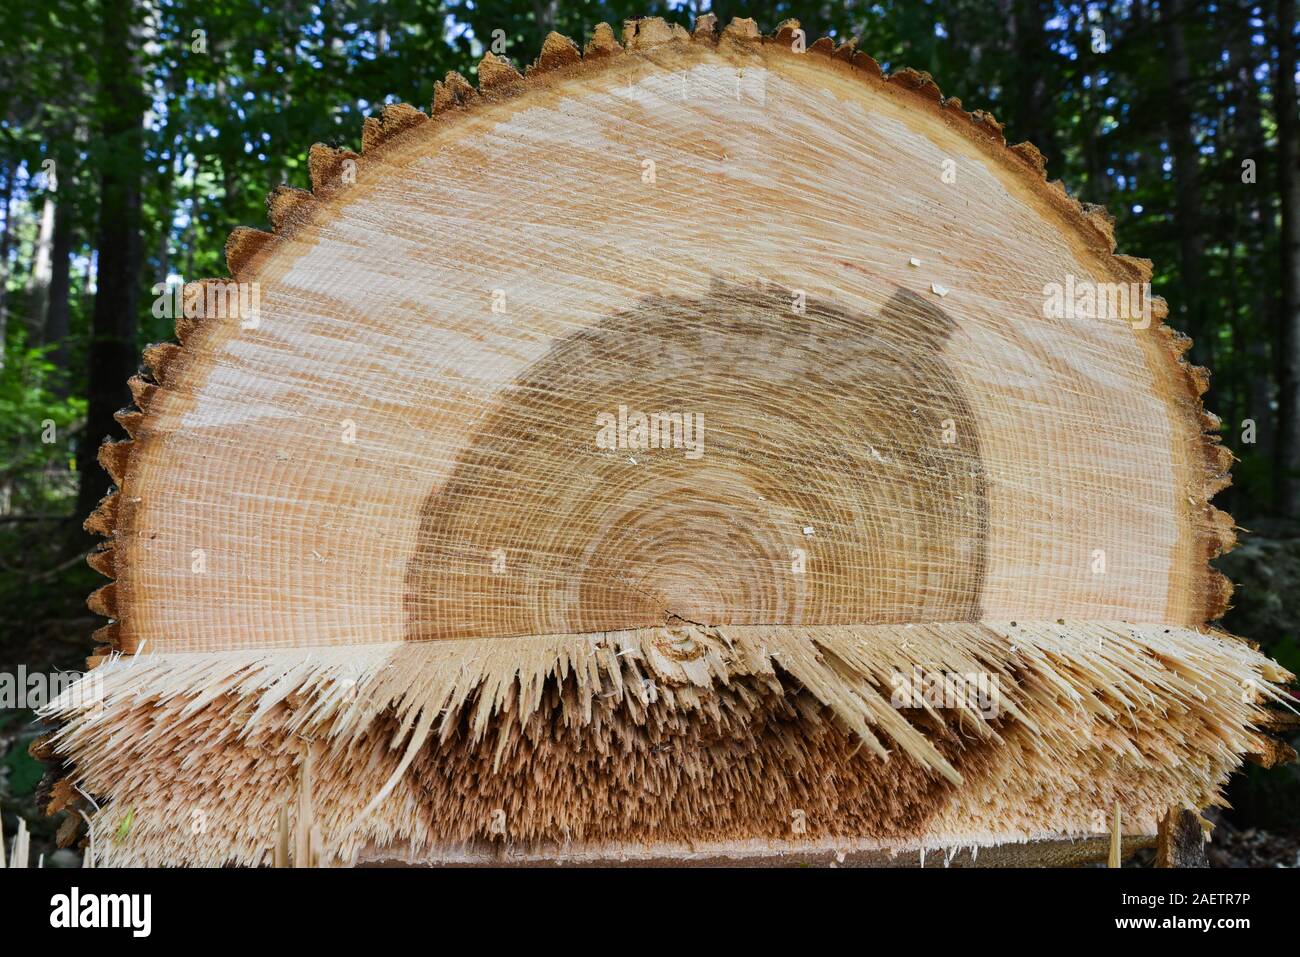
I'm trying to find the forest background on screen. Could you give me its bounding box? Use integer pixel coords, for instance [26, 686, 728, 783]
[1, 0, 1298, 864]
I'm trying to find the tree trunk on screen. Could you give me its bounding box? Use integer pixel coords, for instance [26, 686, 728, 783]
[0, 163, 14, 367]
[1081, 2, 1111, 207]
[1009, 0, 1052, 159]
[1276, 0, 1300, 516]
[76, 0, 145, 526]
[45, 194, 75, 392]
[27, 192, 57, 342]
[1228, 7, 1276, 501]
[1160, 0, 1208, 365]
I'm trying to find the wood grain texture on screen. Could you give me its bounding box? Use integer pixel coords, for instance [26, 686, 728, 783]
[48, 17, 1288, 866]
[108, 30, 1228, 654]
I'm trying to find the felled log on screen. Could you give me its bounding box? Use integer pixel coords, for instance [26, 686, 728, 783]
[46, 16, 1292, 866]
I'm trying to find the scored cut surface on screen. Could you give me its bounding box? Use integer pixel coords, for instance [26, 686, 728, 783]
[113, 36, 1216, 652]
[49, 17, 1288, 867]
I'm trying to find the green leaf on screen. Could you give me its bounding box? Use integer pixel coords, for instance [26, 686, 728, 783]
[114, 807, 135, 843]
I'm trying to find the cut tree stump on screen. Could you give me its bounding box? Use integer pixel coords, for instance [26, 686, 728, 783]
[41, 15, 1293, 867]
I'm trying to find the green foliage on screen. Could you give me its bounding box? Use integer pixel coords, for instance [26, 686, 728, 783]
[0, 339, 85, 513]
[1268, 635, 1300, 677]
[1, 729, 43, 797]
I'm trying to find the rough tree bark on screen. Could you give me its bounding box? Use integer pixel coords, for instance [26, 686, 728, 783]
[1156, 808, 1208, 867]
